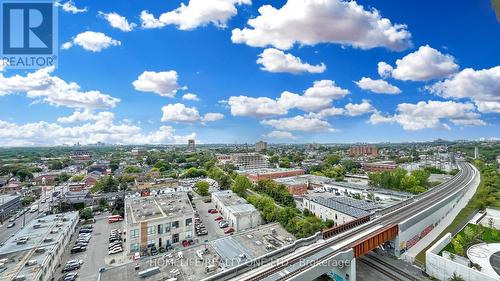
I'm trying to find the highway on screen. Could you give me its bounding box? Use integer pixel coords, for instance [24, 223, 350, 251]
[206, 161, 477, 281]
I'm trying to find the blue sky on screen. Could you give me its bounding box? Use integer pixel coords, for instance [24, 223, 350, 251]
[0, 0, 499, 146]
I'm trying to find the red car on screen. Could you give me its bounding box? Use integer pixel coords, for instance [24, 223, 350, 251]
[182, 240, 190, 247]
[224, 227, 234, 234]
[214, 216, 224, 221]
[208, 209, 218, 214]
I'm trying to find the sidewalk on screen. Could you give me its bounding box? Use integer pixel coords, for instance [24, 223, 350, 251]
[401, 166, 481, 262]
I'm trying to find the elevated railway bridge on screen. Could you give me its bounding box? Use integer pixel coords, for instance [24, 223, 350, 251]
[202, 161, 479, 281]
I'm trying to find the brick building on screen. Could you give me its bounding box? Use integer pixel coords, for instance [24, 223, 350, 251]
[349, 145, 378, 156]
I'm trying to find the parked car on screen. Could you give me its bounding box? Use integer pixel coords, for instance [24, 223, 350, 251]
[61, 263, 80, 273]
[108, 247, 123, 255]
[70, 245, 86, 254]
[7, 223, 15, 228]
[219, 221, 229, 228]
[59, 272, 77, 281]
[214, 216, 223, 221]
[182, 240, 190, 247]
[224, 227, 234, 234]
[208, 209, 218, 214]
[8, 217, 16, 222]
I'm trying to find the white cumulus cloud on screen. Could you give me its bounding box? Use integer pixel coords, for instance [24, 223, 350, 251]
[99, 12, 137, 32]
[257, 48, 326, 74]
[355, 77, 401, 94]
[0, 66, 120, 109]
[368, 100, 485, 130]
[133, 71, 186, 97]
[228, 80, 349, 117]
[182, 93, 200, 101]
[261, 115, 334, 132]
[344, 100, 375, 116]
[57, 110, 115, 123]
[384, 45, 459, 81]
[56, 1, 87, 14]
[161, 103, 223, 123]
[140, 0, 251, 30]
[427, 66, 500, 113]
[264, 130, 297, 139]
[231, 0, 412, 51]
[0, 116, 196, 147]
[62, 31, 121, 52]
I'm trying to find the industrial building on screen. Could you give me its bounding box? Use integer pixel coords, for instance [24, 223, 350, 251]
[124, 192, 195, 254]
[212, 190, 262, 231]
[362, 161, 398, 172]
[0, 212, 79, 281]
[0, 194, 22, 223]
[302, 196, 379, 225]
[239, 168, 305, 182]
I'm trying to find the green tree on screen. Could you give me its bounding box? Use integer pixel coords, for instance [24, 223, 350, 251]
[92, 176, 119, 193]
[195, 181, 210, 196]
[324, 154, 341, 166]
[16, 169, 33, 182]
[182, 167, 207, 178]
[80, 208, 94, 220]
[232, 175, 252, 198]
[449, 272, 465, 281]
[124, 166, 142, 173]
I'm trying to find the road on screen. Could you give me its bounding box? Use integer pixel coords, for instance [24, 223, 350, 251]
[0, 184, 66, 244]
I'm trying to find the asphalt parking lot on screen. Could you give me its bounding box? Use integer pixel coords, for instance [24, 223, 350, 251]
[192, 196, 226, 241]
[54, 213, 123, 281]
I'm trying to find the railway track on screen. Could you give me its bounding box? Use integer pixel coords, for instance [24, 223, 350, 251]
[361, 254, 421, 281]
[242, 162, 476, 281]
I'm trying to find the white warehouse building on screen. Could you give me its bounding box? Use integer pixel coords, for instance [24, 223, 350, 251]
[212, 190, 262, 231]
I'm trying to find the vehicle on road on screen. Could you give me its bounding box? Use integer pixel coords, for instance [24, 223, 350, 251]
[208, 209, 218, 214]
[109, 247, 123, 255]
[108, 215, 123, 223]
[7, 223, 15, 228]
[214, 216, 223, 221]
[224, 227, 234, 234]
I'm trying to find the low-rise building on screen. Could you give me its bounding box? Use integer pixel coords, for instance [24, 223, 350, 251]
[0, 194, 22, 222]
[302, 196, 379, 225]
[273, 174, 333, 195]
[218, 153, 270, 170]
[0, 212, 78, 281]
[362, 161, 398, 172]
[212, 190, 262, 231]
[124, 192, 195, 254]
[240, 168, 305, 182]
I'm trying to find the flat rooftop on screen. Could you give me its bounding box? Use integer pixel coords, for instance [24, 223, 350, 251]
[0, 194, 20, 205]
[238, 167, 303, 175]
[125, 192, 194, 224]
[212, 190, 248, 206]
[307, 196, 373, 218]
[98, 223, 295, 281]
[0, 212, 79, 281]
[274, 174, 333, 186]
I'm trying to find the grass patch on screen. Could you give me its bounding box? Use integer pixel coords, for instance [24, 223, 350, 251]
[441, 223, 500, 256]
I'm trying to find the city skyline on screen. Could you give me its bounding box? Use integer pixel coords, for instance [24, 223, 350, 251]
[1, 0, 500, 146]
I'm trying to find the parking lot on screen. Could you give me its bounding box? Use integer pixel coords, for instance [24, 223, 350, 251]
[54, 212, 123, 281]
[192, 196, 226, 241]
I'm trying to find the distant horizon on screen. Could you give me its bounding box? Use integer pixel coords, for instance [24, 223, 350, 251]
[0, 137, 498, 149]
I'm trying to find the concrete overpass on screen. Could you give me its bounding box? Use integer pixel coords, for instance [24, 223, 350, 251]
[202, 161, 479, 281]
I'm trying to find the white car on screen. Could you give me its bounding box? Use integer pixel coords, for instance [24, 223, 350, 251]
[108, 247, 123, 255]
[109, 244, 122, 251]
[109, 242, 122, 249]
